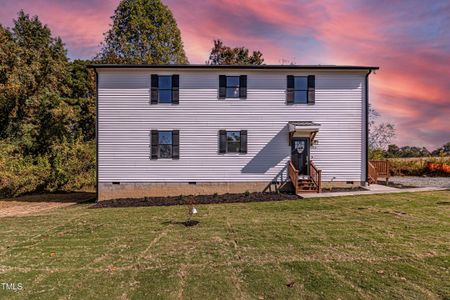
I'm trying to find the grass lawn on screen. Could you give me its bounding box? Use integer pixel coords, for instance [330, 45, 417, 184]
[1, 191, 449, 299]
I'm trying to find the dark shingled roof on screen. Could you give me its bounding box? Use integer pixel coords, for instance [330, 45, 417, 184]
[88, 64, 379, 71]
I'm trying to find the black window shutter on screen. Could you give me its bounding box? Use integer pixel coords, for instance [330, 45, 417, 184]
[286, 75, 294, 104]
[219, 130, 227, 153]
[240, 130, 248, 154]
[172, 130, 179, 159]
[151, 130, 159, 159]
[239, 75, 247, 98]
[219, 75, 226, 99]
[151, 74, 159, 104]
[307, 75, 315, 105]
[172, 74, 179, 104]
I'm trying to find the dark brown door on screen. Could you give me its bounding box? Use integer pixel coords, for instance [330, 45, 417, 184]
[291, 137, 309, 175]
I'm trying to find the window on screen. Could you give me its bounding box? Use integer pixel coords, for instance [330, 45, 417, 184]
[158, 131, 173, 158]
[219, 130, 247, 154]
[158, 76, 172, 103]
[219, 75, 247, 99]
[294, 76, 308, 104]
[151, 130, 179, 160]
[286, 75, 315, 105]
[226, 76, 240, 98]
[150, 74, 179, 104]
[226, 131, 241, 153]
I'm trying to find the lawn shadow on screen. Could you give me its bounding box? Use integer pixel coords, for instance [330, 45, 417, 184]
[161, 220, 199, 227]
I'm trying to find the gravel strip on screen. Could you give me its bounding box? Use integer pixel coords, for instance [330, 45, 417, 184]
[389, 176, 450, 188]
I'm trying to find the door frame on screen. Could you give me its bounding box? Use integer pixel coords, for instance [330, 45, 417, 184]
[291, 137, 310, 176]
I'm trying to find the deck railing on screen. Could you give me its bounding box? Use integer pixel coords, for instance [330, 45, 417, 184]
[309, 161, 322, 193]
[368, 161, 378, 183]
[288, 160, 299, 194]
[369, 160, 390, 184]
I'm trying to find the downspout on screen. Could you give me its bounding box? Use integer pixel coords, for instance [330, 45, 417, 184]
[94, 68, 99, 203]
[365, 69, 372, 184]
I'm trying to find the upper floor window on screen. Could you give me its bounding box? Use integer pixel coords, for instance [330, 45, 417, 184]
[293, 76, 308, 104]
[158, 76, 173, 103]
[287, 75, 315, 105]
[219, 75, 247, 99]
[151, 74, 179, 104]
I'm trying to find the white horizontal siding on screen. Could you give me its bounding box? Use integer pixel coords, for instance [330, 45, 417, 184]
[98, 69, 366, 183]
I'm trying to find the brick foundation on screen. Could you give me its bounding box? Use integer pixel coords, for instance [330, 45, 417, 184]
[98, 181, 365, 201]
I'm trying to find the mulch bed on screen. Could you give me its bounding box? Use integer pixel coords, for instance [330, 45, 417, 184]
[91, 192, 300, 208]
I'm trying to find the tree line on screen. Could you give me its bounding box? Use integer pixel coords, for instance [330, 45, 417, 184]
[368, 105, 449, 159]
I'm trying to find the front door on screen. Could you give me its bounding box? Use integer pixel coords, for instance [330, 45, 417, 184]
[291, 137, 309, 175]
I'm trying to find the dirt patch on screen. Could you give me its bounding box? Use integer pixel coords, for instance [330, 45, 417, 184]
[91, 192, 299, 208]
[0, 192, 95, 218]
[1, 192, 95, 203]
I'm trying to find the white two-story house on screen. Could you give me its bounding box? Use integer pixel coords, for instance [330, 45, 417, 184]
[90, 64, 378, 201]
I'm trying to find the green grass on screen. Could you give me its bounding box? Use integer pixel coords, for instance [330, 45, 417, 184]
[1, 191, 449, 299]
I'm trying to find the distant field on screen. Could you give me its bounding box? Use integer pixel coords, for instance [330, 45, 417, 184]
[1, 191, 449, 299]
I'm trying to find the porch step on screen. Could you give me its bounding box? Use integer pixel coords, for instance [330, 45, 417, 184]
[297, 178, 319, 192]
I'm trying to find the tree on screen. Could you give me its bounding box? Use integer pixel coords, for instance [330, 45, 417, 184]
[431, 142, 450, 156]
[0, 11, 97, 196]
[385, 144, 400, 158]
[368, 105, 395, 151]
[207, 39, 264, 65]
[66, 59, 96, 99]
[444, 142, 450, 154]
[96, 0, 188, 64]
[0, 24, 19, 137]
[0, 11, 69, 141]
[64, 59, 96, 141]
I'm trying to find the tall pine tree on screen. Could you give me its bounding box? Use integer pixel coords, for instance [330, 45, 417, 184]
[97, 0, 188, 64]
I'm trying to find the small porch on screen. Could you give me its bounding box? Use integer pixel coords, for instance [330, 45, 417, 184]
[287, 121, 322, 193]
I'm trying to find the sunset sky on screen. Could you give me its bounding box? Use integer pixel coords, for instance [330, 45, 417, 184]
[0, 0, 449, 149]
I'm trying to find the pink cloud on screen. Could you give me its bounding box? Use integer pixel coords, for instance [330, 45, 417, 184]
[0, 0, 116, 58]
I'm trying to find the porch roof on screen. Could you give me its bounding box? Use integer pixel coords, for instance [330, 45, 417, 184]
[288, 121, 321, 133]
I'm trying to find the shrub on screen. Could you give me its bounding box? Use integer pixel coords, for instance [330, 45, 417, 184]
[0, 142, 50, 197]
[47, 139, 96, 191]
[0, 139, 95, 198]
[388, 157, 450, 177]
